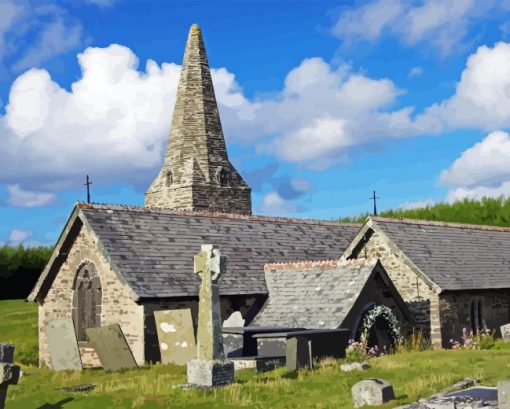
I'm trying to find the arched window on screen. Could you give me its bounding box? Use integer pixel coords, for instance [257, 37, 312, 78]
[218, 168, 230, 186]
[165, 171, 173, 187]
[470, 299, 484, 335]
[72, 262, 102, 342]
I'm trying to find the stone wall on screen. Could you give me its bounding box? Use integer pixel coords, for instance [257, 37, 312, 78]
[348, 228, 442, 347]
[439, 289, 510, 348]
[38, 224, 145, 367]
[142, 294, 262, 363]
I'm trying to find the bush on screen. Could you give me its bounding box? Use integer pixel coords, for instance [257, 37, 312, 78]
[450, 328, 495, 350]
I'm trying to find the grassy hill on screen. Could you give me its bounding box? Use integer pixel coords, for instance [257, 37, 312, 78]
[341, 196, 510, 227]
[3, 299, 510, 408]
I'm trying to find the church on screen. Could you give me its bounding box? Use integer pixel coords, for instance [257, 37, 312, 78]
[29, 24, 510, 367]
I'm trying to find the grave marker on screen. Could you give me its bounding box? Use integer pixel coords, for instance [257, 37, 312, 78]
[0, 344, 20, 409]
[46, 318, 82, 371]
[154, 309, 196, 365]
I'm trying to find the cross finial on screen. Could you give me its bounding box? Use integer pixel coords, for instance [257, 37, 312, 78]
[370, 190, 380, 216]
[84, 175, 93, 204]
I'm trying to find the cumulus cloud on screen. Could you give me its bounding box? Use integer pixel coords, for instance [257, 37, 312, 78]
[8, 229, 32, 243]
[418, 42, 510, 131]
[259, 191, 306, 214]
[440, 131, 510, 201]
[408, 66, 424, 77]
[333, 0, 502, 56]
[6, 184, 56, 207]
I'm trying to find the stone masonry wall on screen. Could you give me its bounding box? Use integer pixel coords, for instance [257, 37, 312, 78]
[38, 224, 144, 367]
[439, 289, 510, 348]
[349, 229, 442, 347]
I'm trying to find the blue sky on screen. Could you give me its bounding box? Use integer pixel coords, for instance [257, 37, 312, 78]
[2, 0, 510, 246]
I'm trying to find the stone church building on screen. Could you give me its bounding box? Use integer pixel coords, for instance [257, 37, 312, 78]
[29, 24, 510, 367]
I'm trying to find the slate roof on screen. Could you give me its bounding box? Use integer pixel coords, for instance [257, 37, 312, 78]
[371, 217, 510, 291]
[34, 203, 360, 300]
[251, 259, 379, 329]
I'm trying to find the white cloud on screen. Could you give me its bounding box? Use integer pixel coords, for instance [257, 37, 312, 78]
[85, 0, 117, 7]
[418, 42, 510, 131]
[8, 229, 32, 243]
[333, 0, 501, 56]
[6, 184, 56, 208]
[440, 131, 510, 201]
[399, 198, 435, 209]
[408, 66, 423, 77]
[259, 191, 302, 214]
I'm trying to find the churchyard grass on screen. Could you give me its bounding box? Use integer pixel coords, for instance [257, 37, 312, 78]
[4, 299, 510, 408]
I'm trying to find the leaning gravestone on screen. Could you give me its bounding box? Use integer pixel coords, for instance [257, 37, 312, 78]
[501, 324, 510, 343]
[86, 324, 137, 372]
[46, 318, 82, 371]
[154, 309, 196, 365]
[187, 244, 234, 387]
[352, 378, 395, 408]
[498, 380, 510, 409]
[0, 344, 20, 409]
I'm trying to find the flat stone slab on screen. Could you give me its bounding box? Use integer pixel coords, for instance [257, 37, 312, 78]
[396, 386, 498, 409]
[46, 319, 82, 371]
[86, 324, 137, 372]
[154, 309, 196, 365]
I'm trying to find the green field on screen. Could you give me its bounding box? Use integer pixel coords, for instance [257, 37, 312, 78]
[2, 299, 510, 408]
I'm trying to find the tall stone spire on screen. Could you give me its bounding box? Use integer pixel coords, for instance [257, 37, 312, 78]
[145, 24, 252, 214]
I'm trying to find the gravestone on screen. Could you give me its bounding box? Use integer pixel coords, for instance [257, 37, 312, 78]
[86, 324, 137, 372]
[0, 344, 20, 409]
[223, 311, 245, 328]
[499, 380, 510, 409]
[46, 318, 82, 371]
[154, 309, 196, 365]
[187, 244, 234, 387]
[501, 324, 510, 343]
[352, 378, 395, 408]
[286, 336, 312, 371]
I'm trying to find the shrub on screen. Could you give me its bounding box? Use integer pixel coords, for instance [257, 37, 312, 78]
[449, 328, 495, 350]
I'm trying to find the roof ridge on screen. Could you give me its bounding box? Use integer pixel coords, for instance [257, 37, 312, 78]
[264, 257, 378, 271]
[371, 216, 510, 232]
[76, 202, 362, 227]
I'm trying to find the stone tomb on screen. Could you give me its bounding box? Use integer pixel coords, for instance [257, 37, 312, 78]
[0, 344, 20, 409]
[154, 309, 196, 365]
[46, 318, 82, 371]
[352, 378, 395, 408]
[86, 324, 137, 372]
[187, 245, 234, 387]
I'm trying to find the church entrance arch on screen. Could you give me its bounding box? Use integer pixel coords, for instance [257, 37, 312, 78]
[72, 262, 102, 342]
[357, 305, 401, 353]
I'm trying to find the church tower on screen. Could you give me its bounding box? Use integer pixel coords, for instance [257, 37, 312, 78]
[145, 24, 252, 214]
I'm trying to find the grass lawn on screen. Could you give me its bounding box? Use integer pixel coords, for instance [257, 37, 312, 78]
[3, 299, 510, 408]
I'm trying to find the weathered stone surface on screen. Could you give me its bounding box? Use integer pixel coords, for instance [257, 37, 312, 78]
[46, 318, 82, 371]
[223, 311, 245, 328]
[498, 380, 510, 409]
[187, 360, 234, 387]
[340, 362, 370, 372]
[187, 244, 234, 386]
[145, 24, 251, 214]
[501, 324, 510, 343]
[154, 309, 196, 365]
[0, 343, 20, 409]
[352, 378, 395, 408]
[286, 336, 311, 371]
[86, 324, 138, 372]
[222, 333, 243, 358]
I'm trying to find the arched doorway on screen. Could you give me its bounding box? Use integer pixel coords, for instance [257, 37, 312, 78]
[357, 305, 401, 354]
[72, 262, 102, 342]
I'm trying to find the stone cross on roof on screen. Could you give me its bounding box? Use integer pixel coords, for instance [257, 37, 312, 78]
[145, 24, 252, 214]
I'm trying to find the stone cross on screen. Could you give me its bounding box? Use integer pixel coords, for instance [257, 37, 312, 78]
[194, 244, 226, 361]
[187, 244, 234, 387]
[0, 344, 20, 409]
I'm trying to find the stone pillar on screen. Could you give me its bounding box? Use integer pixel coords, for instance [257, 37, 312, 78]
[187, 244, 234, 387]
[0, 344, 20, 409]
